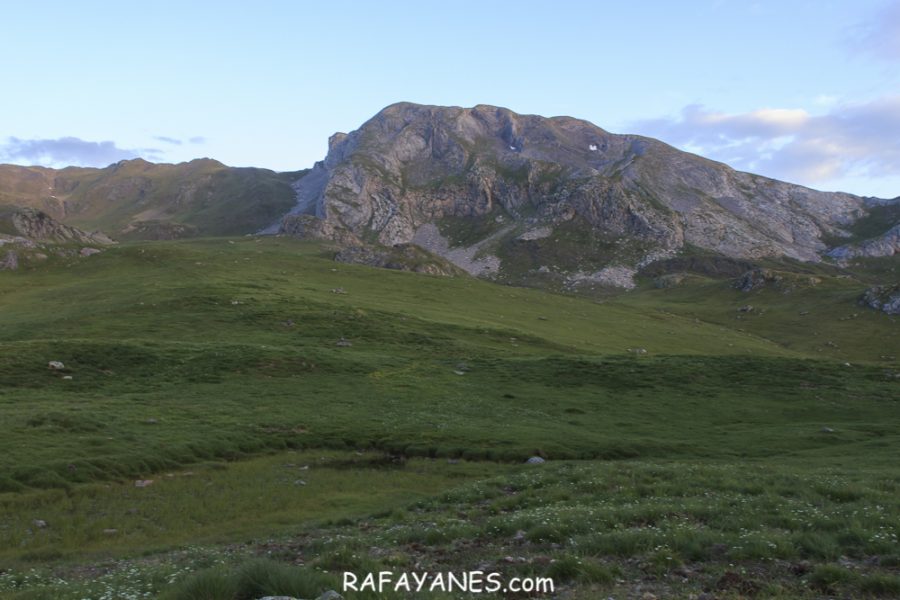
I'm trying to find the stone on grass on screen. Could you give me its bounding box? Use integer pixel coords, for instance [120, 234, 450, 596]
[32, 519, 47, 529]
[526, 456, 546, 464]
[48, 361, 65, 370]
[134, 479, 154, 488]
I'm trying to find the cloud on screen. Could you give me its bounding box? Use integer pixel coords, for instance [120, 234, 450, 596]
[0, 136, 163, 167]
[188, 136, 207, 144]
[154, 136, 183, 145]
[850, 1, 900, 61]
[629, 96, 900, 190]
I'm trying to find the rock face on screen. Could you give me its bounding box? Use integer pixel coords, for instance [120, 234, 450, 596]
[274, 102, 897, 283]
[0, 207, 114, 269]
[6, 207, 113, 245]
[828, 224, 900, 261]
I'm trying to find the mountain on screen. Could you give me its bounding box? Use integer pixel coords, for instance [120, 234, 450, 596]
[0, 158, 306, 240]
[274, 102, 899, 287]
[0, 102, 897, 288]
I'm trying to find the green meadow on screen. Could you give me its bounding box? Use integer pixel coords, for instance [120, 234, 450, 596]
[0, 237, 897, 599]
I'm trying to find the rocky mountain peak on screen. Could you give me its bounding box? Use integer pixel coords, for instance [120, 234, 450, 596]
[275, 102, 896, 287]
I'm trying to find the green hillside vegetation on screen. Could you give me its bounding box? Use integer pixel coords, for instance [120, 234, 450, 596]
[0, 205, 23, 236]
[821, 202, 900, 247]
[0, 237, 898, 599]
[0, 160, 306, 240]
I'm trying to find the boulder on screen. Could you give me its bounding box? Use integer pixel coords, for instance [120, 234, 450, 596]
[1, 250, 18, 270]
[860, 284, 900, 315]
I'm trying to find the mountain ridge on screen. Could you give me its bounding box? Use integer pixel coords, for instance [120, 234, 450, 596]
[0, 158, 306, 240]
[0, 102, 897, 288]
[272, 102, 898, 287]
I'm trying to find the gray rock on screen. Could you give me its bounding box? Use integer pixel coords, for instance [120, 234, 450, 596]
[860, 284, 900, 315]
[79, 247, 101, 257]
[8, 208, 113, 245]
[654, 273, 685, 288]
[1, 250, 18, 271]
[828, 224, 900, 261]
[335, 337, 352, 347]
[526, 456, 546, 464]
[32, 519, 47, 528]
[48, 361, 65, 370]
[316, 592, 343, 600]
[735, 268, 781, 292]
[269, 102, 889, 283]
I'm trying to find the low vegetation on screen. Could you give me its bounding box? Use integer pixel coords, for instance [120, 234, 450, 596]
[0, 237, 896, 598]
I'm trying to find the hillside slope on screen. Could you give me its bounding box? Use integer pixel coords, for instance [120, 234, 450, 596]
[0, 159, 307, 240]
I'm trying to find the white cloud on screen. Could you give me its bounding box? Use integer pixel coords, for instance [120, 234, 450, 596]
[0, 136, 162, 168]
[629, 96, 900, 195]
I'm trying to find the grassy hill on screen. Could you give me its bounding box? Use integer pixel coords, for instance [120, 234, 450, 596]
[0, 160, 306, 240]
[0, 238, 897, 599]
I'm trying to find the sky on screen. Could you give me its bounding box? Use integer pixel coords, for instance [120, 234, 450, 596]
[1, 0, 899, 198]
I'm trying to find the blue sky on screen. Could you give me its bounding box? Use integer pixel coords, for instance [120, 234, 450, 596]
[2, 0, 899, 197]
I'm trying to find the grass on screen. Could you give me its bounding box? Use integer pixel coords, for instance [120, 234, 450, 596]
[494, 217, 658, 287]
[821, 202, 900, 247]
[0, 452, 512, 562]
[0, 160, 305, 239]
[619, 270, 899, 363]
[0, 236, 898, 598]
[4, 459, 896, 598]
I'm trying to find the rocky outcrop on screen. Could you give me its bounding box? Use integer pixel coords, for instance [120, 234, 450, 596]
[1, 250, 18, 270]
[828, 224, 900, 261]
[735, 268, 783, 292]
[861, 285, 900, 315]
[7, 207, 113, 245]
[0, 207, 114, 270]
[334, 243, 465, 276]
[273, 102, 896, 284]
[734, 268, 822, 293]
